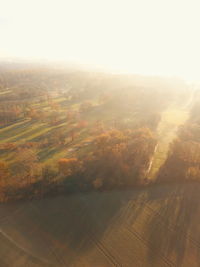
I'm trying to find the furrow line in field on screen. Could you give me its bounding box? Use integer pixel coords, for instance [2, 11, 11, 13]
[124, 223, 173, 267]
[89, 233, 122, 267]
[145, 204, 200, 252]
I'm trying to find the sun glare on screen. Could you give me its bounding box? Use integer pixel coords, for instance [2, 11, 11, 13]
[1, 0, 200, 81]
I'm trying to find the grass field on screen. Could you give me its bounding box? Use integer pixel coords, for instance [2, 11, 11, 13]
[0, 94, 95, 166]
[0, 88, 142, 170]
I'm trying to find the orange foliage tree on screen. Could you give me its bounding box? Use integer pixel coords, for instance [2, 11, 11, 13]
[58, 158, 81, 176]
[0, 161, 10, 187]
[84, 128, 156, 187]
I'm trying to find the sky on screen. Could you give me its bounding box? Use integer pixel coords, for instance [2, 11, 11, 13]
[1, 0, 200, 81]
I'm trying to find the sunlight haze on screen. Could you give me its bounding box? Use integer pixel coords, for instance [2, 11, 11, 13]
[1, 0, 200, 81]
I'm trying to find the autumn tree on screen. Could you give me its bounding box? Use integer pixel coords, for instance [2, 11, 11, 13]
[76, 120, 88, 129]
[27, 108, 40, 120]
[58, 158, 81, 176]
[0, 161, 10, 187]
[50, 101, 60, 111]
[79, 101, 93, 113]
[48, 111, 60, 125]
[83, 128, 156, 188]
[13, 148, 41, 184]
[52, 128, 66, 145]
[0, 142, 17, 152]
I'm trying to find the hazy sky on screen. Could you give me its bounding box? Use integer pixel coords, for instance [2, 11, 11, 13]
[1, 0, 200, 81]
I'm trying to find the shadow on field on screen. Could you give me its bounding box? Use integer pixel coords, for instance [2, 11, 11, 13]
[2, 183, 200, 266]
[32, 190, 144, 266]
[40, 183, 200, 266]
[0, 189, 146, 266]
[145, 182, 200, 266]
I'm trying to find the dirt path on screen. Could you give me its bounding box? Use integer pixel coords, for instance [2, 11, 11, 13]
[147, 89, 196, 180]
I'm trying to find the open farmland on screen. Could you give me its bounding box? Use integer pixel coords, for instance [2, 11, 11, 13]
[1, 183, 200, 266]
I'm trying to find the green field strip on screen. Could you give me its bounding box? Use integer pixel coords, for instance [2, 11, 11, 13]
[0, 122, 49, 144]
[0, 119, 30, 137]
